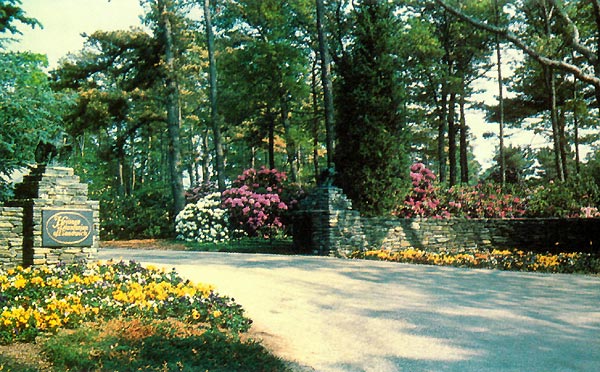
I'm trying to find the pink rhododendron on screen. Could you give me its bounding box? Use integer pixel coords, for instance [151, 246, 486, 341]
[397, 163, 449, 218]
[221, 167, 303, 238]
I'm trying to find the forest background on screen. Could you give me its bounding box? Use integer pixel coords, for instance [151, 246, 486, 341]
[2, 0, 600, 239]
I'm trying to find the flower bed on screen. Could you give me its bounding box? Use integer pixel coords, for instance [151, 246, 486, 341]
[0, 260, 250, 344]
[351, 248, 600, 274]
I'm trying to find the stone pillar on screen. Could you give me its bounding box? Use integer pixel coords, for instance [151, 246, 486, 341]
[292, 186, 367, 257]
[7, 165, 99, 266]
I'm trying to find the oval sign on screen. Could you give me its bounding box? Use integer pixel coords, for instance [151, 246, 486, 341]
[42, 210, 93, 247]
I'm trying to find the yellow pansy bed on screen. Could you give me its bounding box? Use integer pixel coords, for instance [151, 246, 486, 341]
[0, 260, 250, 344]
[351, 248, 600, 274]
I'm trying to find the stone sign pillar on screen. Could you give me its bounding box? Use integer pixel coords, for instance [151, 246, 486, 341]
[292, 186, 367, 257]
[7, 165, 99, 267]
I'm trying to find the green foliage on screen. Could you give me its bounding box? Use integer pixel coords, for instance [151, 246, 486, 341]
[43, 327, 100, 371]
[525, 175, 600, 218]
[186, 237, 295, 255]
[483, 145, 536, 184]
[0, 52, 64, 176]
[0, 0, 40, 47]
[98, 183, 174, 240]
[0, 355, 39, 372]
[334, 1, 409, 215]
[0, 179, 13, 203]
[44, 322, 288, 372]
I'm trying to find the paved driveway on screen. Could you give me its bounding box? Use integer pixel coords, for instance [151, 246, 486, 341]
[99, 249, 600, 372]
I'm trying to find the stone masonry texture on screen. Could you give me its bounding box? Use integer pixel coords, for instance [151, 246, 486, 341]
[293, 186, 600, 256]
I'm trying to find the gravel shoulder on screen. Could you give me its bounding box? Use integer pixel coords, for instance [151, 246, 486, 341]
[100, 248, 600, 372]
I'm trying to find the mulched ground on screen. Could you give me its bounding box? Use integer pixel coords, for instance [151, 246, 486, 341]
[100, 239, 188, 251]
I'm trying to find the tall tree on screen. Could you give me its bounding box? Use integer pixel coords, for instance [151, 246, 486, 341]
[203, 0, 226, 190]
[215, 0, 313, 181]
[51, 29, 163, 194]
[405, 1, 494, 185]
[493, 0, 506, 186]
[315, 0, 335, 169]
[148, 0, 186, 214]
[335, 0, 409, 215]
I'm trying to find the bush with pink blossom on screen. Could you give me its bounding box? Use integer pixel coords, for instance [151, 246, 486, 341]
[222, 167, 303, 238]
[443, 183, 527, 219]
[396, 163, 527, 219]
[396, 163, 450, 218]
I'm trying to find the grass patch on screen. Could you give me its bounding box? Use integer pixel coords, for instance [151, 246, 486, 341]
[43, 319, 289, 372]
[184, 237, 297, 255]
[0, 355, 40, 372]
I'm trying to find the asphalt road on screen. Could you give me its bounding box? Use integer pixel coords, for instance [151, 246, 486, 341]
[99, 248, 600, 372]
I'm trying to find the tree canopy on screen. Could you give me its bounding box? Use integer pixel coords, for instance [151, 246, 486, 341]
[2, 0, 600, 225]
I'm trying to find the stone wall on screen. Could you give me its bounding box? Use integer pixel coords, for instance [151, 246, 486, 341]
[360, 217, 600, 254]
[293, 186, 600, 256]
[2, 165, 99, 268]
[0, 207, 24, 268]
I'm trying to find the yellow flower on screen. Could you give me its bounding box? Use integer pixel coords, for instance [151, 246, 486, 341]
[191, 309, 201, 320]
[212, 310, 222, 318]
[30, 276, 45, 286]
[13, 275, 27, 289]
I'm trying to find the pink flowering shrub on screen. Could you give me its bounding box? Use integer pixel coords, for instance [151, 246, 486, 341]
[443, 183, 527, 219]
[396, 163, 526, 219]
[222, 167, 303, 238]
[396, 163, 450, 218]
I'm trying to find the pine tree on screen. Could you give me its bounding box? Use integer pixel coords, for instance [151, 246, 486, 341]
[334, 0, 409, 215]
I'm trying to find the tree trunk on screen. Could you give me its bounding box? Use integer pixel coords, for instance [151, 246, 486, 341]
[203, 0, 226, 191]
[559, 107, 569, 179]
[280, 94, 298, 182]
[268, 105, 275, 170]
[459, 87, 469, 183]
[448, 92, 457, 186]
[546, 65, 565, 181]
[157, 0, 185, 214]
[316, 0, 335, 169]
[493, 0, 506, 187]
[573, 76, 581, 174]
[311, 60, 320, 183]
[593, 0, 600, 115]
[438, 85, 447, 183]
[201, 128, 210, 184]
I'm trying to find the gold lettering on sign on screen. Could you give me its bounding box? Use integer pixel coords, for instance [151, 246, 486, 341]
[45, 212, 92, 245]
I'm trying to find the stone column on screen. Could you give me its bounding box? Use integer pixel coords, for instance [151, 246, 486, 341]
[8, 165, 99, 266]
[293, 186, 367, 257]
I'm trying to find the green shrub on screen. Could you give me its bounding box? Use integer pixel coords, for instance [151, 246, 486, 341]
[525, 175, 600, 217]
[0, 180, 14, 203]
[98, 183, 174, 240]
[44, 321, 288, 372]
[44, 327, 100, 371]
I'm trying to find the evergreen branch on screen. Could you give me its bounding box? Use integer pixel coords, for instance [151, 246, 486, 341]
[434, 0, 600, 90]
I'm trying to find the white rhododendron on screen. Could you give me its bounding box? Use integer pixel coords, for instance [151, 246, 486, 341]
[175, 192, 231, 243]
